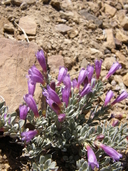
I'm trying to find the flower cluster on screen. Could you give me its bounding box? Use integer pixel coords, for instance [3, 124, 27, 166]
[0, 50, 128, 171]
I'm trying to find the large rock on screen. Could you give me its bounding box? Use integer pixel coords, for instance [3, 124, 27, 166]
[104, 3, 117, 17]
[0, 38, 43, 113]
[116, 29, 128, 43]
[19, 16, 37, 35]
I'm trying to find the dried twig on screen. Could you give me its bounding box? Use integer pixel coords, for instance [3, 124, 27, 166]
[14, 21, 29, 43]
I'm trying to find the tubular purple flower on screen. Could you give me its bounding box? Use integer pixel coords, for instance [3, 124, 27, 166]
[99, 144, 122, 161]
[104, 90, 114, 106]
[95, 60, 102, 79]
[28, 65, 44, 84]
[58, 114, 66, 122]
[28, 79, 36, 96]
[47, 85, 62, 106]
[63, 74, 71, 90]
[23, 94, 39, 117]
[62, 87, 70, 107]
[86, 144, 99, 170]
[57, 67, 67, 85]
[21, 130, 37, 143]
[112, 119, 119, 127]
[96, 134, 105, 141]
[36, 50, 47, 73]
[112, 91, 128, 105]
[106, 62, 122, 79]
[77, 68, 88, 88]
[83, 77, 88, 87]
[29, 65, 43, 78]
[80, 84, 92, 97]
[46, 98, 61, 114]
[72, 79, 78, 88]
[50, 81, 56, 91]
[19, 105, 29, 120]
[87, 65, 94, 83]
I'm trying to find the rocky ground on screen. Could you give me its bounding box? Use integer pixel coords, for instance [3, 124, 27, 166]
[0, 0, 128, 170]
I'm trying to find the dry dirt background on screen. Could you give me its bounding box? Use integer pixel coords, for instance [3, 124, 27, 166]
[0, 0, 128, 170]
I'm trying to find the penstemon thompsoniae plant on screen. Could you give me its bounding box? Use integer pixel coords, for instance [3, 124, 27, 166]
[0, 50, 128, 171]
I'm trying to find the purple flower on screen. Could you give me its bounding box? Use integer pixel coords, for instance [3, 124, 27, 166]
[63, 74, 71, 90]
[87, 65, 94, 83]
[58, 114, 66, 122]
[28, 79, 36, 96]
[21, 130, 37, 143]
[23, 94, 39, 117]
[50, 81, 56, 91]
[96, 134, 105, 141]
[106, 62, 122, 79]
[95, 60, 102, 79]
[47, 85, 62, 106]
[46, 98, 61, 114]
[19, 105, 29, 120]
[80, 84, 92, 97]
[86, 145, 99, 170]
[112, 91, 128, 105]
[77, 68, 88, 88]
[104, 90, 114, 106]
[72, 79, 78, 88]
[36, 50, 47, 73]
[100, 144, 122, 161]
[28, 65, 44, 84]
[112, 119, 119, 127]
[62, 87, 70, 107]
[57, 67, 67, 85]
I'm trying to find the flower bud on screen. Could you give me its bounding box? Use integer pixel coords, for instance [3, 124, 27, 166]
[77, 68, 87, 88]
[87, 65, 94, 83]
[112, 119, 119, 127]
[36, 50, 47, 73]
[95, 60, 102, 79]
[85, 143, 99, 170]
[104, 90, 114, 106]
[112, 91, 128, 105]
[28, 79, 36, 96]
[57, 67, 67, 85]
[21, 130, 37, 143]
[106, 62, 121, 79]
[80, 84, 92, 97]
[96, 134, 105, 140]
[23, 94, 39, 117]
[58, 114, 66, 122]
[99, 143, 122, 161]
[19, 105, 29, 120]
